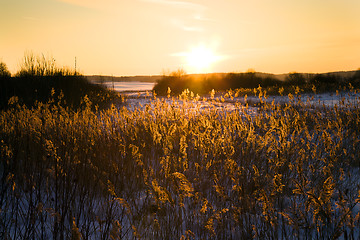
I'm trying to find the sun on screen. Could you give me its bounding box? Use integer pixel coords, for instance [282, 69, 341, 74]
[185, 45, 219, 73]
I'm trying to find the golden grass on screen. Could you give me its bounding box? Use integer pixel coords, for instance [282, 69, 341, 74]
[1, 89, 360, 239]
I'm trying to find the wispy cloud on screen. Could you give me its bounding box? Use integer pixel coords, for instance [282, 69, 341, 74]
[56, 0, 207, 15]
[192, 14, 215, 22]
[54, 0, 118, 10]
[170, 18, 204, 32]
[140, 0, 205, 10]
[141, 0, 209, 32]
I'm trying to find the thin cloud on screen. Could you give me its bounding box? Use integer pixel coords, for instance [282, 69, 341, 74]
[140, 0, 205, 10]
[192, 14, 215, 22]
[170, 18, 204, 32]
[55, 0, 118, 10]
[56, 0, 206, 13]
[142, 0, 209, 32]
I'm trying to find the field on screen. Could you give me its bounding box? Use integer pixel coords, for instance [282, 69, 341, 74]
[1, 87, 360, 239]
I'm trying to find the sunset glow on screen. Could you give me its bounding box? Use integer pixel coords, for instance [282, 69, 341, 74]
[185, 45, 220, 73]
[0, 0, 359, 75]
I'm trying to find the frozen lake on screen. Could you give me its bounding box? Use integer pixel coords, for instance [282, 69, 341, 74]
[123, 90, 360, 113]
[101, 81, 155, 92]
[98, 80, 360, 112]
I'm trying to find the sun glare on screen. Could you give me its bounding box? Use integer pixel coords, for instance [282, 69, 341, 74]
[185, 46, 219, 73]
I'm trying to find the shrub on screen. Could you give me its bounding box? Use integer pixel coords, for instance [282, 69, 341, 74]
[0, 61, 11, 78]
[153, 71, 283, 96]
[285, 72, 306, 86]
[0, 53, 122, 110]
[0, 75, 121, 110]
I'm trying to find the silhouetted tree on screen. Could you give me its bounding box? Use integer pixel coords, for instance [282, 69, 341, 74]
[0, 61, 11, 78]
[286, 72, 306, 85]
[351, 69, 360, 87]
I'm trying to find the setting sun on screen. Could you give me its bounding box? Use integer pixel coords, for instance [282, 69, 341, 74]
[1, 0, 359, 75]
[184, 45, 220, 73]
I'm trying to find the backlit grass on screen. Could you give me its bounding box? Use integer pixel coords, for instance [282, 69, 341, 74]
[1, 89, 360, 239]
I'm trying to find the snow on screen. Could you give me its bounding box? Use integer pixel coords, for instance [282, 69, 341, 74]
[120, 90, 360, 115]
[3, 85, 360, 239]
[100, 81, 155, 92]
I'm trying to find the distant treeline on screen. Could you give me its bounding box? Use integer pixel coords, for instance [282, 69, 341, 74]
[0, 52, 121, 110]
[153, 69, 360, 95]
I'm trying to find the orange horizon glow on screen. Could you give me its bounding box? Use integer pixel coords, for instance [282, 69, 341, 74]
[0, 0, 359, 76]
[186, 46, 217, 73]
[172, 44, 226, 74]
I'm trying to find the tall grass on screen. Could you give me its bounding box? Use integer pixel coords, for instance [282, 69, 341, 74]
[16, 51, 76, 77]
[0, 53, 122, 110]
[1, 88, 360, 239]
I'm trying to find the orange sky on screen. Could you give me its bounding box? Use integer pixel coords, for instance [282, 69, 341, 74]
[1, 0, 359, 76]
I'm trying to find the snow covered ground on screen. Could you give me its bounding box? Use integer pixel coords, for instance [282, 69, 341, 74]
[100, 80, 360, 111]
[101, 81, 155, 92]
[121, 90, 360, 113]
[2, 87, 360, 239]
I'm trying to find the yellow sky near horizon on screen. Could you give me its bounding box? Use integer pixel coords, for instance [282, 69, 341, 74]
[1, 0, 359, 76]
